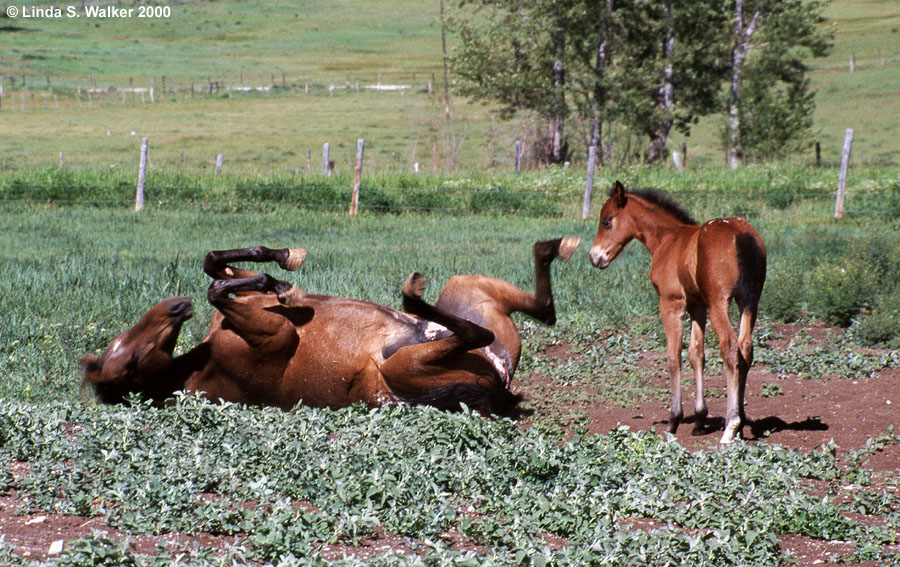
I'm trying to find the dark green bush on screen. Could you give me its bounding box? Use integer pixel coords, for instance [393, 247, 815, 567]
[854, 301, 900, 347]
[804, 262, 878, 327]
[761, 267, 803, 322]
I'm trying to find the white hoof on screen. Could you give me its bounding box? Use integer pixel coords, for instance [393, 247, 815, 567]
[280, 248, 307, 271]
[720, 419, 742, 444]
[558, 237, 580, 261]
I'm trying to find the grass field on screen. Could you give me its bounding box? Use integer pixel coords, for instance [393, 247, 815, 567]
[1, 0, 899, 171]
[1, 188, 900, 565]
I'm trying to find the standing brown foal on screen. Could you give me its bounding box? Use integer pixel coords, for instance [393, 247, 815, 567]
[589, 181, 766, 443]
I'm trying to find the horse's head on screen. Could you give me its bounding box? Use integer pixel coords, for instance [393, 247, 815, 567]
[590, 181, 634, 269]
[81, 296, 193, 404]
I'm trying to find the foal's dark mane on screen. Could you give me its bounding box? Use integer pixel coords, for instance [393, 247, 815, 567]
[617, 187, 698, 226]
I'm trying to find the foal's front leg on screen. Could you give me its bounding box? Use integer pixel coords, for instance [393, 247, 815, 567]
[660, 298, 686, 434]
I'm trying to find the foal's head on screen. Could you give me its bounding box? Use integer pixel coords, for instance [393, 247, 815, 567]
[590, 181, 697, 269]
[589, 181, 635, 269]
[81, 296, 193, 403]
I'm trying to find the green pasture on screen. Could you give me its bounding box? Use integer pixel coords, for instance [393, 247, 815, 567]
[2, 167, 900, 407]
[2, 1, 900, 564]
[1, 175, 899, 565]
[2, 0, 900, 171]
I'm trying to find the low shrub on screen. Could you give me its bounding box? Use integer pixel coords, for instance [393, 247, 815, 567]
[804, 262, 878, 327]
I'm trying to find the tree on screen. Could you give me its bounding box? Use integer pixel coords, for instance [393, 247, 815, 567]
[449, 0, 578, 164]
[451, 0, 733, 165]
[725, 0, 831, 167]
[450, 0, 830, 167]
[609, 0, 732, 162]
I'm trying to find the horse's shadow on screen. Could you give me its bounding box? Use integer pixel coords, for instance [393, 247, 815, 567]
[654, 414, 829, 440]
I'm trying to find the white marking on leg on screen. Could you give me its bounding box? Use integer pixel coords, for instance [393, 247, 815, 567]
[483, 346, 511, 387]
[423, 322, 449, 340]
[720, 418, 741, 444]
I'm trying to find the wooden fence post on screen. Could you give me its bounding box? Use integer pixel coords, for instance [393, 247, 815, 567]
[672, 150, 684, 172]
[214, 154, 224, 174]
[582, 145, 597, 220]
[514, 141, 522, 172]
[350, 139, 365, 216]
[306, 149, 311, 173]
[135, 137, 149, 212]
[834, 128, 853, 219]
[322, 143, 330, 175]
[59, 152, 64, 169]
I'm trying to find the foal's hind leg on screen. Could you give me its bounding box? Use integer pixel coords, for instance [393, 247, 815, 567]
[735, 300, 759, 427]
[707, 299, 741, 443]
[203, 246, 306, 280]
[687, 305, 709, 435]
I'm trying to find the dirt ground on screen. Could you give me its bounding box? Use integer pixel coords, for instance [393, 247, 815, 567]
[1, 324, 898, 565]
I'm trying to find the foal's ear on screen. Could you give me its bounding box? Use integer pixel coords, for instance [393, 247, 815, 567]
[612, 181, 627, 208]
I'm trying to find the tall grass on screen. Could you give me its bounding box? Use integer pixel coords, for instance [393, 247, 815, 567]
[2, 170, 900, 405]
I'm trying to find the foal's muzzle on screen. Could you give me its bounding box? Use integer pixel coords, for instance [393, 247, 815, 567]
[589, 246, 609, 269]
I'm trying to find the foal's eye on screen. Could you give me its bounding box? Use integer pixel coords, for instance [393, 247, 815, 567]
[601, 218, 612, 229]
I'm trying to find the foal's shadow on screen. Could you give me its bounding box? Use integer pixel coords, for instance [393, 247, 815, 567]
[745, 415, 829, 440]
[654, 414, 829, 440]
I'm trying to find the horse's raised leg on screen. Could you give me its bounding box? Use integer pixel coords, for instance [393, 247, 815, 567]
[708, 300, 741, 443]
[660, 297, 686, 434]
[401, 273, 495, 348]
[207, 274, 305, 348]
[687, 305, 709, 435]
[203, 246, 306, 280]
[382, 273, 516, 412]
[425, 237, 579, 325]
[527, 237, 580, 324]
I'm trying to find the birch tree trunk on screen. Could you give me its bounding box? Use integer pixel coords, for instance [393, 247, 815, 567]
[645, 1, 676, 163]
[549, 21, 566, 164]
[727, 0, 760, 169]
[589, 0, 612, 166]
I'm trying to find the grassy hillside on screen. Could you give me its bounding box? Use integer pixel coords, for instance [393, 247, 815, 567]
[1, 0, 898, 171]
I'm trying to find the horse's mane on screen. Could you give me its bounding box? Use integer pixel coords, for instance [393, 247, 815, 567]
[617, 187, 698, 226]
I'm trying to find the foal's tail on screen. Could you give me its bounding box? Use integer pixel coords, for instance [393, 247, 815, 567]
[735, 231, 767, 368]
[400, 383, 523, 416]
[735, 232, 767, 309]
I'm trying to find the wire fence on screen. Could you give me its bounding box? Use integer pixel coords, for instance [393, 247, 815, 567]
[2, 173, 899, 218]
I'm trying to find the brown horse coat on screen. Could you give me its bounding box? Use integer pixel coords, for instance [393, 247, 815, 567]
[82, 240, 579, 414]
[590, 182, 765, 443]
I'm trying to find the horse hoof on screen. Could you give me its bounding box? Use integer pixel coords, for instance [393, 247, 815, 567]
[403, 272, 426, 299]
[280, 248, 307, 271]
[557, 237, 580, 261]
[278, 286, 307, 306]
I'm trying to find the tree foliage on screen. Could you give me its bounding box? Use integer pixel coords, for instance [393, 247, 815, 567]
[725, 0, 832, 163]
[450, 0, 831, 165]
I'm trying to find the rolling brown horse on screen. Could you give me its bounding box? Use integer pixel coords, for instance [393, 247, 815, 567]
[81, 238, 580, 414]
[589, 181, 766, 443]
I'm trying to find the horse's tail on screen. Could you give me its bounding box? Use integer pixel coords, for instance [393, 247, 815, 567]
[400, 383, 522, 416]
[735, 232, 767, 307]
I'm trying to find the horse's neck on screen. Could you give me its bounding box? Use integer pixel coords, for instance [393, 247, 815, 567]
[629, 204, 688, 255]
[147, 346, 208, 402]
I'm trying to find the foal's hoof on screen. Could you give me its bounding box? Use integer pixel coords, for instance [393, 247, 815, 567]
[557, 237, 580, 261]
[277, 286, 307, 306]
[402, 272, 426, 299]
[279, 248, 307, 272]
